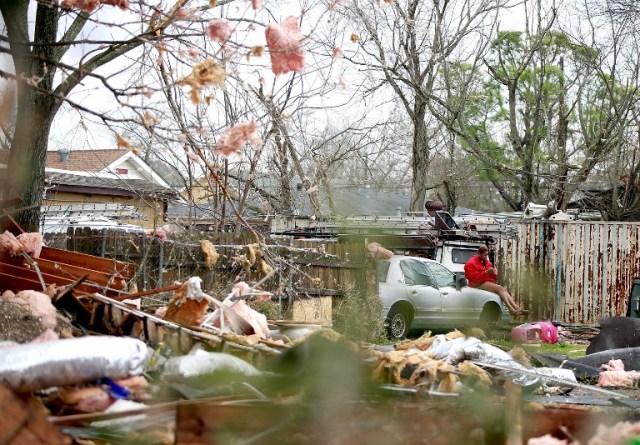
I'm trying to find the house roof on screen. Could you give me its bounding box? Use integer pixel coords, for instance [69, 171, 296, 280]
[46, 149, 129, 172]
[45, 171, 178, 199]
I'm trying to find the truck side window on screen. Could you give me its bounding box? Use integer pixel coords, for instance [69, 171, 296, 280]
[376, 261, 390, 283]
[400, 260, 434, 287]
[426, 262, 456, 288]
[451, 248, 477, 265]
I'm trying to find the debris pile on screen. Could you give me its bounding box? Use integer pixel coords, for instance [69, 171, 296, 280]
[3, 213, 640, 444]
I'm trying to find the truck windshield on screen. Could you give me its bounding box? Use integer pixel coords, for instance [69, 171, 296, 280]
[451, 248, 477, 265]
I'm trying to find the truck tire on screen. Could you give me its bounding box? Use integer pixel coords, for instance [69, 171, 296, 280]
[479, 303, 501, 328]
[386, 306, 412, 339]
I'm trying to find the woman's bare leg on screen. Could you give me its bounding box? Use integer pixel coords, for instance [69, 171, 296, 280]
[478, 282, 524, 314]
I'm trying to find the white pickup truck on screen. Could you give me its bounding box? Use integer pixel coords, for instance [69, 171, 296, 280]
[432, 241, 487, 274]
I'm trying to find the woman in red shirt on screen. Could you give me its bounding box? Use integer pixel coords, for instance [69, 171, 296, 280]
[464, 245, 528, 316]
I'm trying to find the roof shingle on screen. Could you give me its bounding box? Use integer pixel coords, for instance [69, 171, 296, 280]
[0, 149, 129, 173]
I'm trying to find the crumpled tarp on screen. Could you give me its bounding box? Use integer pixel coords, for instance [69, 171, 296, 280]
[0, 336, 147, 392]
[426, 335, 540, 386]
[162, 348, 261, 381]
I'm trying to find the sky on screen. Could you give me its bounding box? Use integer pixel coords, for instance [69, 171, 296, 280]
[0, 0, 568, 157]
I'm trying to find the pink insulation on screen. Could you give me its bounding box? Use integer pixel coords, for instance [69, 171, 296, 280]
[60, 387, 114, 413]
[17, 232, 44, 258]
[215, 118, 259, 156]
[587, 421, 640, 445]
[207, 18, 233, 44]
[204, 282, 272, 339]
[61, 0, 129, 12]
[2, 290, 58, 330]
[527, 435, 568, 445]
[597, 359, 640, 387]
[265, 16, 305, 75]
[31, 329, 60, 343]
[0, 230, 24, 256]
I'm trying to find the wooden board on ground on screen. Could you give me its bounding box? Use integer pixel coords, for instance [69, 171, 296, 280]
[0, 384, 71, 445]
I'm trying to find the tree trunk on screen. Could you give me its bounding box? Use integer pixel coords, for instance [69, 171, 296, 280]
[7, 92, 56, 230]
[410, 100, 430, 212]
[2, 1, 59, 231]
[274, 133, 293, 213]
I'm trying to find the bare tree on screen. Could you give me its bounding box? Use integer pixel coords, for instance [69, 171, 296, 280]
[336, 0, 505, 211]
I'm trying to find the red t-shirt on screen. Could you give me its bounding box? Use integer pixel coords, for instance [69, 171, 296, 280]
[464, 255, 497, 287]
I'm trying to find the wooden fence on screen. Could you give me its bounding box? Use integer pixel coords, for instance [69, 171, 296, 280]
[50, 229, 375, 324]
[56, 220, 640, 326]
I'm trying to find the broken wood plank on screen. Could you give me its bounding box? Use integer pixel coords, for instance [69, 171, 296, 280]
[0, 384, 71, 445]
[39, 246, 135, 280]
[0, 251, 128, 293]
[0, 261, 117, 297]
[114, 283, 182, 301]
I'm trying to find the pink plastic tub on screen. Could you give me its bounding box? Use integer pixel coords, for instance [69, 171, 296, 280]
[511, 321, 558, 344]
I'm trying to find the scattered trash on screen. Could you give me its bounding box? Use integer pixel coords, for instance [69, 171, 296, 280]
[3, 214, 640, 444]
[512, 321, 559, 344]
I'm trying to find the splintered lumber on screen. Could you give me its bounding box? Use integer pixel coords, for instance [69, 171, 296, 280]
[113, 283, 182, 301]
[0, 213, 135, 298]
[0, 384, 71, 445]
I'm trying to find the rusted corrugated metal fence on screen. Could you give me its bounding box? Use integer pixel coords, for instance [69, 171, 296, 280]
[497, 221, 640, 324]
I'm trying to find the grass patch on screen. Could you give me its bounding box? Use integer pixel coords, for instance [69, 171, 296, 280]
[332, 284, 387, 344]
[488, 338, 587, 358]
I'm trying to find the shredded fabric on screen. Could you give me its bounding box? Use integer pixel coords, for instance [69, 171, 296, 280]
[201, 240, 220, 267]
[207, 18, 233, 43]
[265, 16, 305, 75]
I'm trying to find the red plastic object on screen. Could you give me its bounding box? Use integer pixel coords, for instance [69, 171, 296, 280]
[511, 322, 558, 344]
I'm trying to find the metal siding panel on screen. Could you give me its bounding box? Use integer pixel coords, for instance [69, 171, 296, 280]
[581, 224, 588, 323]
[591, 224, 600, 321]
[555, 223, 563, 320]
[610, 226, 618, 318]
[498, 221, 640, 324]
[600, 223, 608, 321]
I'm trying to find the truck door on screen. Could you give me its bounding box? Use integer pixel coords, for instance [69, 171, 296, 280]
[425, 262, 475, 323]
[399, 259, 441, 324]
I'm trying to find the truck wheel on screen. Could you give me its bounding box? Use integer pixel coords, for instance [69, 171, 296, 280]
[387, 307, 411, 339]
[479, 303, 501, 328]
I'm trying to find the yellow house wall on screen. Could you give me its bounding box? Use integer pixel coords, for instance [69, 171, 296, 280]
[44, 191, 165, 229]
[182, 183, 212, 204]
